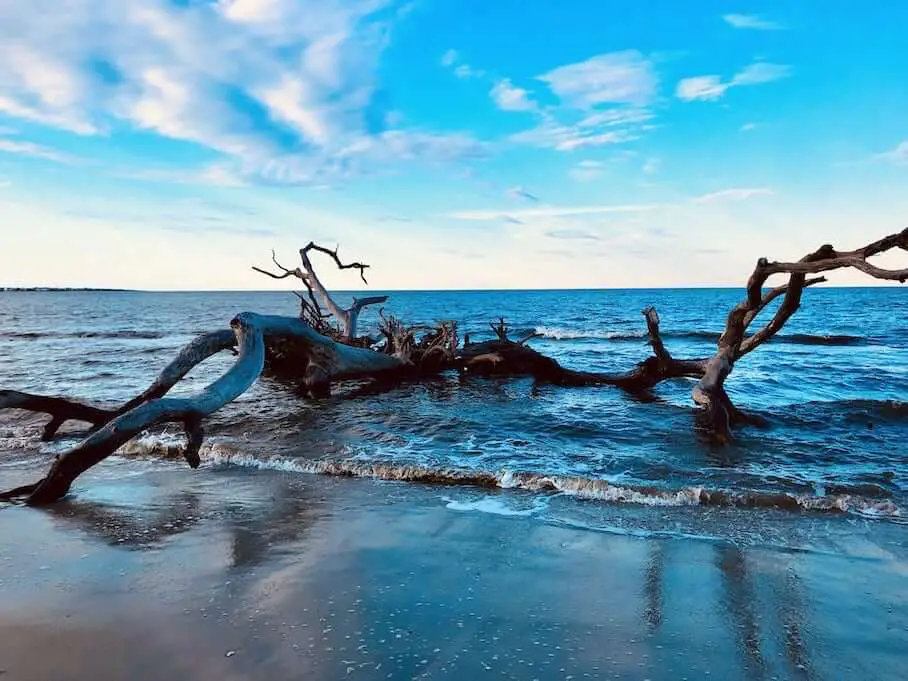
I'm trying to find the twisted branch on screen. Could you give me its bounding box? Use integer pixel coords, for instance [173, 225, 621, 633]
[695, 227, 908, 441]
[254, 243, 387, 341]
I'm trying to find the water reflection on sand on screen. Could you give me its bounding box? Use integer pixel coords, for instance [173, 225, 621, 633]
[1, 465, 905, 681]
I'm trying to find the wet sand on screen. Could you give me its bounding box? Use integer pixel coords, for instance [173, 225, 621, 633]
[1, 463, 907, 681]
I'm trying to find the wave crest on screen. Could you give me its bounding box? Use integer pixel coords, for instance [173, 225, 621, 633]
[534, 326, 871, 346]
[116, 435, 902, 519]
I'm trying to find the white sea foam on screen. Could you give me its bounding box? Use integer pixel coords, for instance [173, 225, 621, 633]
[106, 432, 903, 519]
[535, 326, 646, 341]
[442, 495, 549, 516]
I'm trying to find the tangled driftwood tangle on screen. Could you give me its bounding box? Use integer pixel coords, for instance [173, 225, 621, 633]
[2, 229, 906, 504]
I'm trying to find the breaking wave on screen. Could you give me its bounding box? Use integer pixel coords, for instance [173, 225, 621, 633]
[534, 326, 872, 346]
[116, 435, 902, 519]
[535, 326, 648, 341]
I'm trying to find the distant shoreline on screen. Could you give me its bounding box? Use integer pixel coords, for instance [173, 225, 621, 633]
[0, 285, 903, 293]
[0, 287, 132, 292]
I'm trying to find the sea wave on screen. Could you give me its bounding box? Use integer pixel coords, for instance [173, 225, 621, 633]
[779, 398, 908, 424]
[535, 326, 648, 341]
[0, 330, 166, 341]
[534, 326, 872, 346]
[115, 435, 902, 519]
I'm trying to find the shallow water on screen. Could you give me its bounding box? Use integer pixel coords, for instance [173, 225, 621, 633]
[1, 288, 906, 528]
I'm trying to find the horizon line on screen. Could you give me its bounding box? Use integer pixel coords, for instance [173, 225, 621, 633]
[2, 284, 905, 293]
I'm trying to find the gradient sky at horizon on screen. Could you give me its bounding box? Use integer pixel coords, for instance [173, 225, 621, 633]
[0, 0, 906, 291]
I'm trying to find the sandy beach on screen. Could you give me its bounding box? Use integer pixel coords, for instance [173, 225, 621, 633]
[2, 459, 906, 681]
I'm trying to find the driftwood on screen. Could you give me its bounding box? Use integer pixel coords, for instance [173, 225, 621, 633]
[253, 243, 388, 342]
[1, 315, 405, 504]
[2, 231, 905, 504]
[693, 230, 908, 441]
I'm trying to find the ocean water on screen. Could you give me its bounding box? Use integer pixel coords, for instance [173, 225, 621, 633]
[1, 288, 906, 537]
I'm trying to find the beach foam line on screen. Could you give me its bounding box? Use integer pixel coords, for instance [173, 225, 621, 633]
[114, 435, 902, 519]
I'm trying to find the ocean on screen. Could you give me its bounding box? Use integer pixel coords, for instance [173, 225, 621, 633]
[1, 287, 906, 544]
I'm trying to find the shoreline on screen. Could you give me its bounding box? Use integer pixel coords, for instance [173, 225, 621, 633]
[2, 461, 906, 680]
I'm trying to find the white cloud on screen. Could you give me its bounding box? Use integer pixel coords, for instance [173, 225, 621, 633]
[0, 95, 97, 135]
[875, 141, 908, 165]
[676, 75, 728, 101]
[576, 108, 653, 128]
[692, 187, 774, 203]
[740, 122, 757, 131]
[511, 122, 640, 151]
[569, 160, 605, 182]
[510, 108, 651, 151]
[255, 75, 331, 146]
[444, 203, 658, 221]
[0, 138, 77, 163]
[490, 79, 536, 112]
[453, 64, 482, 79]
[733, 62, 792, 86]
[538, 50, 657, 108]
[723, 14, 785, 30]
[0, 0, 481, 185]
[677, 62, 791, 101]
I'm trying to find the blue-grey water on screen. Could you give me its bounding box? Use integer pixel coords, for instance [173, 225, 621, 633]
[1, 288, 906, 536]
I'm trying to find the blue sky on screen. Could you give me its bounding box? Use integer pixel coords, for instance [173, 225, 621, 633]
[0, 0, 905, 290]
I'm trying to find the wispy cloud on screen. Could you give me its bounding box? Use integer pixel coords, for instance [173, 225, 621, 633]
[490, 79, 537, 112]
[692, 187, 774, 203]
[122, 164, 247, 187]
[676, 62, 791, 101]
[0, 138, 77, 163]
[0, 1, 483, 185]
[740, 122, 757, 132]
[723, 13, 786, 30]
[510, 108, 652, 151]
[444, 203, 658, 221]
[538, 51, 658, 108]
[874, 141, 908, 166]
[733, 63, 792, 86]
[569, 160, 605, 182]
[500, 53, 659, 151]
[440, 48, 484, 79]
[545, 228, 601, 240]
[507, 186, 540, 202]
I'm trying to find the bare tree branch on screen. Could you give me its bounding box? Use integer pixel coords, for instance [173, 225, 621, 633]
[254, 243, 387, 342]
[301, 241, 371, 284]
[695, 228, 908, 442]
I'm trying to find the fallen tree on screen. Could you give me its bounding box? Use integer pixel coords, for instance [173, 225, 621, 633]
[2, 229, 906, 504]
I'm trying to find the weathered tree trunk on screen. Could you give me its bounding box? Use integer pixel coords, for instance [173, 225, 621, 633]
[1, 314, 406, 505]
[458, 309, 709, 391]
